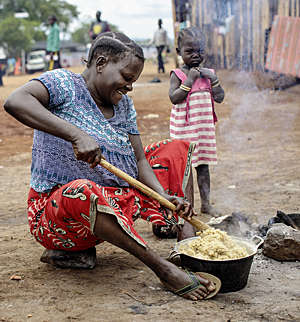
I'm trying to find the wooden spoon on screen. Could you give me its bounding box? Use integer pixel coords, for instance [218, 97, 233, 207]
[100, 159, 210, 232]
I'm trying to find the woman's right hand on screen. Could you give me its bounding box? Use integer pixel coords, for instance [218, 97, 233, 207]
[71, 133, 103, 168]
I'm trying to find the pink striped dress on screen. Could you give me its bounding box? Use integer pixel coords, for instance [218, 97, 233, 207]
[170, 69, 218, 167]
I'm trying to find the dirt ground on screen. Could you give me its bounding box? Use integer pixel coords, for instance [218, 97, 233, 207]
[0, 61, 299, 322]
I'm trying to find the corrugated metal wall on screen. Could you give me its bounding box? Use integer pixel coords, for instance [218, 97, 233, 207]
[265, 15, 300, 77]
[185, 0, 300, 73]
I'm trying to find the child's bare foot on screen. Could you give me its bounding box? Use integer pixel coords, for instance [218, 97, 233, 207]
[201, 204, 221, 217]
[40, 247, 97, 269]
[158, 262, 220, 300]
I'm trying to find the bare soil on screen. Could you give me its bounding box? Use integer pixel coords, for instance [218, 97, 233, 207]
[0, 62, 299, 322]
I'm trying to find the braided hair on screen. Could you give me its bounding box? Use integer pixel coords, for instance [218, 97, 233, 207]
[177, 26, 206, 51]
[86, 31, 145, 67]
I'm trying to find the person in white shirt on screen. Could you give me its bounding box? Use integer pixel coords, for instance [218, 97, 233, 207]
[151, 19, 169, 73]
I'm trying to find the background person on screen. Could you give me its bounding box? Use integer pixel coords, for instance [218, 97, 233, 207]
[0, 63, 5, 86]
[4, 31, 217, 301]
[150, 18, 170, 73]
[46, 15, 61, 70]
[89, 10, 110, 41]
[6, 57, 16, 76]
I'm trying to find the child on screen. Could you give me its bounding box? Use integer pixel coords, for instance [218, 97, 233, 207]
[169, 27, 225, 216]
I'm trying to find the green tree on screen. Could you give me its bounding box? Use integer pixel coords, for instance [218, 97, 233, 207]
[0, 0, 78, 56]
[0, 0, 78, 28]
[0, 16, 37, 57]
[72, 22, 90, 45]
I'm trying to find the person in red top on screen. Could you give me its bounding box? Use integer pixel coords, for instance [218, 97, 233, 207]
[4, 31, 219, 301]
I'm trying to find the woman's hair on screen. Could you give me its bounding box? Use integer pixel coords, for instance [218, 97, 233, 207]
[177, 27, 206, 51]
[86, 32, 145, 67]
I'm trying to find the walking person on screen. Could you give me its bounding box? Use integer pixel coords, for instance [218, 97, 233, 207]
[169, 27, 225, 217]
[89, 10, 110, 41]
[4, 31, 219, 301]
[150, 19, 169, 73]
[46, 15, 61, 70]
[0, 63, 5, 86]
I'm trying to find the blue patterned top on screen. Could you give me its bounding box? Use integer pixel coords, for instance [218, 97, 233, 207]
[31, 69, 139, 192]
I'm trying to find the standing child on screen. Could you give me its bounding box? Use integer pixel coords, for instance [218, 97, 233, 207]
[169, 27, 225, 216]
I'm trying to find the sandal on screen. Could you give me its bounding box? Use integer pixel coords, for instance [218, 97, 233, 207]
[171, 270, 221, 300]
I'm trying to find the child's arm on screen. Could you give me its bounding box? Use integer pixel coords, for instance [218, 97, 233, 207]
[169, 69, 199, 105]
[199, 68, 225, 103]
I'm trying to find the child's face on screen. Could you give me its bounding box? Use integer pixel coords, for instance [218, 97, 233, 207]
[179, 37, 206, 67]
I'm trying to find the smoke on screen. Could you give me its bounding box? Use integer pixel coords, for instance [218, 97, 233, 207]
[219, 71, 296, 152]
[214, 70, 298, 217]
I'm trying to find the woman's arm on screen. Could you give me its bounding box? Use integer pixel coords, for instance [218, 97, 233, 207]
[4, 80, 102, 167]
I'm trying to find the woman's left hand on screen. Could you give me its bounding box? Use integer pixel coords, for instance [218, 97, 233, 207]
[161, 193, 196, 221]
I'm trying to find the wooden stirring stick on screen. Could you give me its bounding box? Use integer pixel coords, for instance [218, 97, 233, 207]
[100, 159, 210, 232]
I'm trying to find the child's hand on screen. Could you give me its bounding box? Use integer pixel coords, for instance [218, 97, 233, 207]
[187, 67, 201, 83]
[197, 67, 217, 82]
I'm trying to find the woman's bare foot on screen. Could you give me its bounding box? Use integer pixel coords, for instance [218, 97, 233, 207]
[201, 204, 221, 217]
[40, 247, 97, 269]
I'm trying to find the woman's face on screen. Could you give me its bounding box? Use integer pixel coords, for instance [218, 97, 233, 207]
[96, 54, 144, 105]
[179, 37, 206, 68]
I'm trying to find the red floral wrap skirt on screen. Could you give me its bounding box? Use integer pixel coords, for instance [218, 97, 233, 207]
[27, 139, 194, 250]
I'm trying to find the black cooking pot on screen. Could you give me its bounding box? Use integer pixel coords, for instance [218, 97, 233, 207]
[174, 235, 264, 293]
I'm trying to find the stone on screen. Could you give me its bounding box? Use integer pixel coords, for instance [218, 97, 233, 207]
[263, 223, 300, 261]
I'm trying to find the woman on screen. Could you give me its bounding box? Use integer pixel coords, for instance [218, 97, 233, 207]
[4, 32, 218, 301]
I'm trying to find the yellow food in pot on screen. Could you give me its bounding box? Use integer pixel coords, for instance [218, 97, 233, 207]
[179, 228, 248, 260]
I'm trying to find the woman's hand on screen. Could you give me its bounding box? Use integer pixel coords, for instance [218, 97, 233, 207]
[161, 193, 196, 221]
[71, 133, 103, 168]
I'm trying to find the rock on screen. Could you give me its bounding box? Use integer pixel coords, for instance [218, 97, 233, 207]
[263, 223, 300, 261]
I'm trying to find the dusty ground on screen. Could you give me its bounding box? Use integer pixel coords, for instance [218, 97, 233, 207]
[0, 61, 299, 322]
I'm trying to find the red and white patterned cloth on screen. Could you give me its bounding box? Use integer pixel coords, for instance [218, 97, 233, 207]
[170, 69, 217, 166]
[27, 139, 194, 250]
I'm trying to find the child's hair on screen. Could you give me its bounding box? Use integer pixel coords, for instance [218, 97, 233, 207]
[177, 27, 206, 51]
[86, 31, 145, 67]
